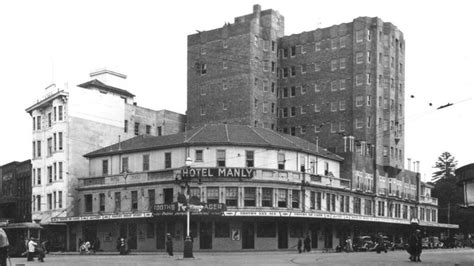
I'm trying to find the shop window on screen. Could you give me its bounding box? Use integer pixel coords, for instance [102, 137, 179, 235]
[257, 222, 276, 237]
[215, 222, 230, 238]
[289, 223, 304, 237]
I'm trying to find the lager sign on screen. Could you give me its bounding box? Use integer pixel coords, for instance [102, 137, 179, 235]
[181, 167, 255, 179]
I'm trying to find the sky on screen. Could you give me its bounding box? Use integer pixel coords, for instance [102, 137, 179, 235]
[0, 0, 472, 181]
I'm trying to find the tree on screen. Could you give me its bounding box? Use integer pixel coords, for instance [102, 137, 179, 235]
[432, 152, 457, 182]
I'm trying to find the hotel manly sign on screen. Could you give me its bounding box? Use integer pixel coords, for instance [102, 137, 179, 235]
[181, 167, 255, 179]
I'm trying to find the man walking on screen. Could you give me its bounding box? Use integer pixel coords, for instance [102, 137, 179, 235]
[166, 233, 173, 256]
[0, 228, 9, 266]
[27, 237, 37, 261]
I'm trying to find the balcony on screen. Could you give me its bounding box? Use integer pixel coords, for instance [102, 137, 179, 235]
[419, 195, 438, 206]
[80, 169, 175, 187]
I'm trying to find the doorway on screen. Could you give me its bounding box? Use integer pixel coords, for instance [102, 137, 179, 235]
[324, 226, 333, 249]
[156, 222, 165, 249]
[242, 222, 255, 249]
[310, 223, 318, 249]
[199, 222, 213, 249]
[278, 222, 288, 249]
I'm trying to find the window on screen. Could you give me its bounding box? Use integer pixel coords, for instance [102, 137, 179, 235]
[200, 46, 206, 55]
[163, 188, 173, 204]
[262, 188, 273, 207]
[291, 46, 296, 57]
[257, 222, 276, 237]
[330, 102, 337, 112]
[85, 194, 93, 212]
[331, 59, 338, 71]
[214, 149, 226, 167]
[36, 195, 41, 211]
[134, 122, 139, 135]
[367, 116, 372, 128]
[145, 189, 155, 212]
[33, 117, 36, 131]
[331, 38, 338, 50]
[300, 125, 307, 134]
[283, 48, 288, 58]
[301, 64, 307, 74]
[58, 106, 63, 121]
[146, 125, 151, 135]
[165, 152, 172, 169]
[364, 199, 373, 215]
[310, 191, 316, 210]
[356, 52, 363, 64]
[102, 160, 108, 175]
[37, 115, 41, 130]
[314, 63, 320, 72]
[337, 59, 346, 71]
[207, 187, 219, 204]
[58, 132, 63, 150]
[47, 137, 52, 156]
[246, 150, 254, 167]
[201, 63, 207, 75]
[121, 157, 129, 172]
[367, 95, 372, 106]
[340, 36, 346, 48]
[195, 150, 203, 162]
[114, 192, 121, 212]
[339, 100, 346, 111]
[277, 153, 285, 170]
[290, 107, 296, 117]
[58, 191, 62, 208]
[48, 113, 52, 127]
[315, 42, 321, 51]
[356, 74, 363, 86]
[278, 189, 287, 208]
[58, 162, 63, 179]
[367, 73, 371, 84]
[225, 187, 238, 207]
[215, 222, 230, 237]
[262, 102, 268, 113]
[99, 193, 105, 212]
[143, 155, 150, 171]
[289, 223, 304, 237]
[37, 168, 41, 185]
[157, 126, 162, 136]
[47, 193, 52, 210]
[290, 86, 296, 97]
[353, 197, 361, 214]
[244, 187, 256, 207]
[356, 30, 363, 42]
[356, 96, 364, 107]
[271, 41, 276, 51]
[292, 190, 300, 208]
[367, 51, 371, 63]
[47, 166, 53, 183]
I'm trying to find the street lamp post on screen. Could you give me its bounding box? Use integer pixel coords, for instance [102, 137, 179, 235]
[182, 157, 193, 258]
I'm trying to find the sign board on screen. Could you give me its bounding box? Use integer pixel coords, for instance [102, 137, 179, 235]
[153, 202, 226, 216]
[181, 168, 255, 179]
[51, 212, 152, 222]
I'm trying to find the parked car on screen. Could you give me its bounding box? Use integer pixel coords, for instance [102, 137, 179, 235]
[421, 237, 430, 249]
[353, 236, 374, 251]
[429, 237, 443, 248]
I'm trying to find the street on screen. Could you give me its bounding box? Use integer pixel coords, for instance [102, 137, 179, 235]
[8, 248, 474, 266]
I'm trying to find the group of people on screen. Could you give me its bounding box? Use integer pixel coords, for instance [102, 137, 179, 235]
[296, 234, 312, 253]
[26, 237, 47, 262]
[79, 238, 100, 255]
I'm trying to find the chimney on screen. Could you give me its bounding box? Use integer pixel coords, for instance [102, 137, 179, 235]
[407, 158, 411, 171]
[253, 4, 261, 14]
[416, 161, 420, 173]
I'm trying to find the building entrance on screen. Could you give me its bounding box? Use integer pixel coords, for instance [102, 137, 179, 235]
[278, 222, 288, 249]
[242, 222, 254, 249]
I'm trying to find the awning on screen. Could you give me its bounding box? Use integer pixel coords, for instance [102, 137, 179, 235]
[51, 212, 153, 223]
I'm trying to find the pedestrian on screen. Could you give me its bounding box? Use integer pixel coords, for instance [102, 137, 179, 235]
[35, 239, 46, 262]
[376, 233, 387, 254]
[0, 228, 9, 266]
[304, 234, 311, 252]
[166, 233, 173, 256]
[297, 238, 302, 253]
[119, 237, 127, 255]
[345, 236, 353, 252]
[27, 237, 37, 261]
[408, 229, 422, 262]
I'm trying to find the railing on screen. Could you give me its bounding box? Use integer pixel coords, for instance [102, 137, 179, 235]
[80, 169, 175, 187]
[419, 195, 438, 206]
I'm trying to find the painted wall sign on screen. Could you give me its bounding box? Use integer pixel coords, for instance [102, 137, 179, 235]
[153, 202, 227, 216]
[181, 168, 255, 178]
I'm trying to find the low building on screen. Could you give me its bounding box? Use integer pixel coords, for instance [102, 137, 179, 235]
[54, 124, 457, 251]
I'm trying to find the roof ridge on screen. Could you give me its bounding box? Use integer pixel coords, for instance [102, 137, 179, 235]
[249, 126, 271, 145]
[224, 124, 230, 143]
[185, 125, 206, 143]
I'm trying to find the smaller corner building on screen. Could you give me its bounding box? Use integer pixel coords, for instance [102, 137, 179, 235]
[0, 160, 32, 223]
[52, 124, 457, 252]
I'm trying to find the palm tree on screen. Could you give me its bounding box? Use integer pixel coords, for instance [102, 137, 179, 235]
[432, 152, 457, 182]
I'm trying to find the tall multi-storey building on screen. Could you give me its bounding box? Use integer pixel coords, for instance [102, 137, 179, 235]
[187, 4, 283, 129]
[187, 5, 405, 194]
[25, 69, 185, 249]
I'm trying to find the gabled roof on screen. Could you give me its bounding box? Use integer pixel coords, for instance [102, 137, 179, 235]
[84, 124, 343, 161]
[77, 79, 135, 98]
